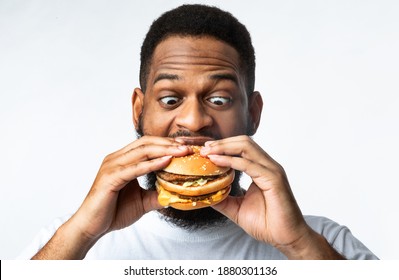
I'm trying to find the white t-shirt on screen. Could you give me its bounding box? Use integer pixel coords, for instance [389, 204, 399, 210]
[17, 211, 378, 260]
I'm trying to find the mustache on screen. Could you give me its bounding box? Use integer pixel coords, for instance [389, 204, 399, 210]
[136, 112, 223, 140]
[168, 130, 219, 139]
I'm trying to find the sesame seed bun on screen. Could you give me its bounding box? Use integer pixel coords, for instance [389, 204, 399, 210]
[163, 146, 230, 176]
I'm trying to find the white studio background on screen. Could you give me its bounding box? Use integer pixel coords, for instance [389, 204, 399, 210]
[1, 0, 398, 259]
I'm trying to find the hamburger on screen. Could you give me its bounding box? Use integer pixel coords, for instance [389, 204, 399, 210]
[156, 146, 234, 210]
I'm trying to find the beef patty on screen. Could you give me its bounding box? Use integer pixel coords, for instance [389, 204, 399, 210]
[156, 170, 226, 183]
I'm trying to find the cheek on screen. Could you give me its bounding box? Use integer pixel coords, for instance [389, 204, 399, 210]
[213, 109, 249, 137]
[140, 107, 173, 137]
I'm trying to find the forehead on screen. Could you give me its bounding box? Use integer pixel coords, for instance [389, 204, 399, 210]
[149, 36, 241, 76]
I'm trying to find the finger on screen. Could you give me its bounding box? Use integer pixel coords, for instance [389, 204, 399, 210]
[94, 144, 193, 193]
[207, 154, 262, 177]
[204, 135, 253, 149]
[99, 155, 174, 192]
[202, 136, 278, 170]
[207, 154, 280, 192]
[106, 136, 185, 162]
[115, 143, 191, 166]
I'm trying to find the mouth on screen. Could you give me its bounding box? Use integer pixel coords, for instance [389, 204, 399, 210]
[174, 136, 215, 146]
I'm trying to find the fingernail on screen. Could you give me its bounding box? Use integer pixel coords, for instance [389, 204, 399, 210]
[200, 146, 210, 155]
[175, 138, 185, 144]
[177, 145, 188, 151]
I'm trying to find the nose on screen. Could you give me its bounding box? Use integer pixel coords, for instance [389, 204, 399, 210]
[175, 98, 213, 132]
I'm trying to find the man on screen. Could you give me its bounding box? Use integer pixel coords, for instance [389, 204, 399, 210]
[20, 4, 377, 260]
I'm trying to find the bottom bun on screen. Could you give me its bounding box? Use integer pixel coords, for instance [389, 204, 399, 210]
[156, 183, 231, 210]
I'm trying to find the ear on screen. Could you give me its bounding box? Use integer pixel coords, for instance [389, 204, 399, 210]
[132, 87, 145, 130]
[248, 91, 263, 135]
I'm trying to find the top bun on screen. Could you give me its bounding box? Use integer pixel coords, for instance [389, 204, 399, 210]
[163, 145, 230, 176]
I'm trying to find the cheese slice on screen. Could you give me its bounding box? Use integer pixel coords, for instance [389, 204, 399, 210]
[157, 185, 190, 206]
[156, 183, 227, 207]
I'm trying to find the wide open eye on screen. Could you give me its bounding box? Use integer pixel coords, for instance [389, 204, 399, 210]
[207, 96, 232, 106]
[159, 96, 181, 107]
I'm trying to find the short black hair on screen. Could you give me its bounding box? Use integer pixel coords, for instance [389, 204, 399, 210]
[139, 4, 255, 95]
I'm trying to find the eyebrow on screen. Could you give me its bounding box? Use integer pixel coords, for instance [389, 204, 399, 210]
[209, 73, 239, 85]
[153, 73, 180, 85]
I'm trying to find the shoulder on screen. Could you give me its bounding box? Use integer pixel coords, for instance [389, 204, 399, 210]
[304, 215, 344, 233]
[304, 215, 378, 260]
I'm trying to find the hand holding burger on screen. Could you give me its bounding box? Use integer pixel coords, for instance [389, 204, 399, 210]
[156, 146, 235, 210]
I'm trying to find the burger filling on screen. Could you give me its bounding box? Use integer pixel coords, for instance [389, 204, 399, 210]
[156, 183, 229, 206]
[156, 171, 228, 187]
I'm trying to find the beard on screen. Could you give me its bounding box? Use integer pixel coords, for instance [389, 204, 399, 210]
[136, 114, 246, 230]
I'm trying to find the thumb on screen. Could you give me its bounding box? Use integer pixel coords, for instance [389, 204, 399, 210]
[212, 195, 243, 225]
[141, 189, 163, 213]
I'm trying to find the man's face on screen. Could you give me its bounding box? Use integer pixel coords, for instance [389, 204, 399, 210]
[136, 35, 251, 140]
[134, 36, 252, 229]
